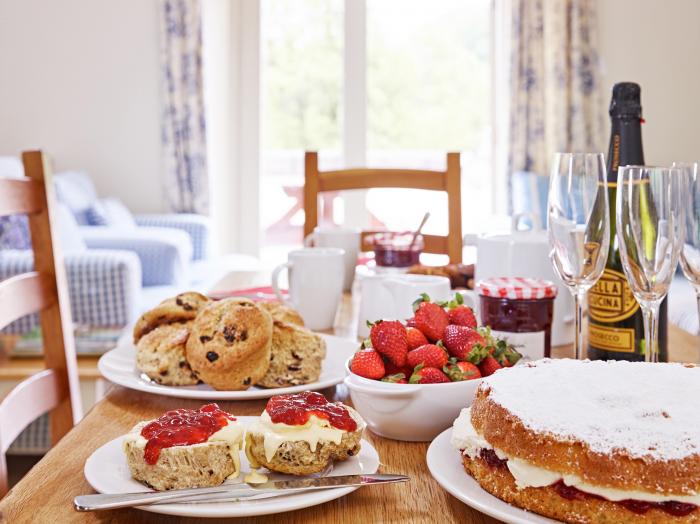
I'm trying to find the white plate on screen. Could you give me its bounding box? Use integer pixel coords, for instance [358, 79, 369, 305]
[427, 429, 560, 524]
[98, 333, 357, 400]
[84, 416, 380, 518]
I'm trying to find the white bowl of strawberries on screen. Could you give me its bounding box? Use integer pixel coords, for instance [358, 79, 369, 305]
[344, 293, 521, 442]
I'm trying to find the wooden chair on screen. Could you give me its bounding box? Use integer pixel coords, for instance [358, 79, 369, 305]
[303, 151, 463, 263]
[0, 151, 82, 496]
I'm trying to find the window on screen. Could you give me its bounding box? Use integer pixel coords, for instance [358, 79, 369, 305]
[261, 0, 493, 262]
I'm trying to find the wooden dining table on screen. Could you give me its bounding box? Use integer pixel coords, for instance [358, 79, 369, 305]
[1, 289, 698, 524]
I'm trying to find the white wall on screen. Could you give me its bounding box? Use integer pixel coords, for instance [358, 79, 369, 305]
[0, 0, 165, 213]
[597, 0, 700, 165]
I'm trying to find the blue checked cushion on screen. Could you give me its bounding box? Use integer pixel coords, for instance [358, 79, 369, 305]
[86, 198, 136, 228]
[0, 249, 141, 333]
[135, 214, 210, 260]
[0, 215, 31, 249]
[79, 226, 192, 286]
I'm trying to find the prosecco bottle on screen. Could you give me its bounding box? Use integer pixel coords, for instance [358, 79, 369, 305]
[587, 82, 668, 361]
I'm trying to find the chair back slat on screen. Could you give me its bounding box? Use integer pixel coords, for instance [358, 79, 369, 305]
[0, 370, 62, 454]
[0, 273, 55, 330]
[318, 168, 446, 192]
[360, 231, 449, 255]
[0, 151, 82, 498]
[305, 151, 463, 263]
[0, 179, 44, 217]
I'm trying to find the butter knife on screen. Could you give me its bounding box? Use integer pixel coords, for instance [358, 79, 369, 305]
[74, 473, 409, 511]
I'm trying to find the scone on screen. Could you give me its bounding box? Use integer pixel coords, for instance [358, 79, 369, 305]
[123, 404, 244, 490]
[133, 291, 210, 343]
[245, 391, 365, 475]
[258, 301, 305, 326]
[256, 321, 326, 388]
[135, 323, 199, 386]
[186, 298, 273, 390]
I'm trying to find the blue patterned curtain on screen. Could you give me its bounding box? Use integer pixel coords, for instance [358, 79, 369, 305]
[508, 0, 604, 214]
[160, 0, 209, 214]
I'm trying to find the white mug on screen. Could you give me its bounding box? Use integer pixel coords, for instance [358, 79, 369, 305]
[304, 226, 361, 291]
[271, 248, 345, 331]
[357, 274, 451, 338]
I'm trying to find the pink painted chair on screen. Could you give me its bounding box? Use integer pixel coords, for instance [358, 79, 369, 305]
[0, 151, 83, 497]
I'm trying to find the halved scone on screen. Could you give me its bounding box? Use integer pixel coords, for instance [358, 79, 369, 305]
[245, 391, 365, 475]
[256, 320, 326, 388]
[123, 404, 244, 490]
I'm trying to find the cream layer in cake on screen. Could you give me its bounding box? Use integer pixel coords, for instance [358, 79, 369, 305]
[451, 408, 700, 505]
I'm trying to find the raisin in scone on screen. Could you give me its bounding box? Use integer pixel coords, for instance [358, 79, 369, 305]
[135, 323, 199, 386]
[258, 301, 305, 327]
[186, 298, 273, 390]
[245, 391, 365, 475]
[133, 291, 210, 343]
[257, 321, 326, 388]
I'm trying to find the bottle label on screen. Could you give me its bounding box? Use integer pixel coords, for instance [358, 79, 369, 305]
[489, 329, 545, 361]
[588, 324, 636, 353]
[588, 268, 640, 322]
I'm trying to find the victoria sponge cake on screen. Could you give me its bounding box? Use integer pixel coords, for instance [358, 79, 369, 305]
[451, 359, 700, 523]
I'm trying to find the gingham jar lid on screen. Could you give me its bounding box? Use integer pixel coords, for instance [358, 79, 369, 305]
[477, 277, 558, 300]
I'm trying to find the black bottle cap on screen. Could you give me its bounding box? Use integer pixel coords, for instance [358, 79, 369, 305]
[610, 82, 642, 118]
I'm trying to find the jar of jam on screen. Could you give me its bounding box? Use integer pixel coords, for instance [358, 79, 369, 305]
[368, 231, 424, 269]
[477, 277, 557, 360]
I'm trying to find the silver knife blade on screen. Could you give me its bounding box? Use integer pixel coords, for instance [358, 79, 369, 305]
[74, 474, 409, 511]
[247, 474, 408, 492]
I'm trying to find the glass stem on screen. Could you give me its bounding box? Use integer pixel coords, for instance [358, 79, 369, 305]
[572, 289, 585, 360]
[641, 301, 661, 363]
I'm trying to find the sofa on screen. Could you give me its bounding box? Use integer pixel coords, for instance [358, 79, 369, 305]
[0, 158, 257, 334]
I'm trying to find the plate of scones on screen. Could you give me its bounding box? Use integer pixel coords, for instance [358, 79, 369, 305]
[83, 392, 379, 518]
[98, 292, 357, 399]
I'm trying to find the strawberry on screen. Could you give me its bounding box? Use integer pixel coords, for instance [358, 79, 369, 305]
[492, 341, 522, 367]
[413, 294, 449, 342]
[369, 320, 408, 367]
[443, 359, 481, 381]
[381, 373, 407, 384]
[443, 324, 486, 361]
[406, 327, 429, 350]
[445, 293, 477, 328]
[350, 349, 385, 379]
[407, 344, 449, 369]
[383, 358, 413, 378]
[409, 364, 450, 384]
[405, 317, 417, 328]
[478, 356, 502, 377]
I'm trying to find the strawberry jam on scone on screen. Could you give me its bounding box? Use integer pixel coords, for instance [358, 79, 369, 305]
[246, 391, 365, 475]
[123, 403, 244, 490]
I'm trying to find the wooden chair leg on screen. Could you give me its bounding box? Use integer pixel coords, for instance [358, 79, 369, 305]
[0, 450, 8, 498]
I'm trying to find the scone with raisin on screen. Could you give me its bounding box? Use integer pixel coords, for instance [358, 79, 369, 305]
[257, 321, 326, 388]
[124, 404, 244, 490]
[135, 323, 199, 386]
[258, 301, 305, 327]
[246, 392, 365, 476]
[186, 298, 273, 390]
[133, 291, 210, 343]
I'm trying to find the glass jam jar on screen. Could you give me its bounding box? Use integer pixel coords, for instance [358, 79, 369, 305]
[477, 277, 557, 359]
[368, 232, 424, 268]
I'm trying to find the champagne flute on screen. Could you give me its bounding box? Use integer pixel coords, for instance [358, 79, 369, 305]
[673, 162, 700, 344]
[616, 166, 686, 363]
[547, 153, 610, 360]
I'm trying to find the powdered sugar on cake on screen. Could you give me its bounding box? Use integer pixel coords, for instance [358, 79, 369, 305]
[480, 359, 700, 461]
